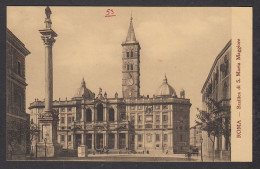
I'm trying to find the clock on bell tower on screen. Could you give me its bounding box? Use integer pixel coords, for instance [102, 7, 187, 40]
[122, 16, 141, 99]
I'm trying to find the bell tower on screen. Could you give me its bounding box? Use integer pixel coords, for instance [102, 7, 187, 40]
[122, 16, 141, 99]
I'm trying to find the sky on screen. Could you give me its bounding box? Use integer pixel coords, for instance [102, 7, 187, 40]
[7, 7, 231, 126]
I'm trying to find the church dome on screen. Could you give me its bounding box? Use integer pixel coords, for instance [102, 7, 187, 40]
[155, 75, 177, 97]
[73, 78, 94, 99]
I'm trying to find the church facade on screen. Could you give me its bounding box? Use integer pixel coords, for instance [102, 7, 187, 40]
[29, 17, 191, 154]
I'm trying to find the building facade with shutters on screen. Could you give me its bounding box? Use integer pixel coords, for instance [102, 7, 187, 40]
[201, 40, 231, 160]
[190, 125, 202, 148]
[6, 28, 31, 159]
[29, 17, 191, 154]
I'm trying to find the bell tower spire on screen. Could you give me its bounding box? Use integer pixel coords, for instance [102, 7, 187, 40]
[122, 14, 141, 99]
[125, 14, 137, 43]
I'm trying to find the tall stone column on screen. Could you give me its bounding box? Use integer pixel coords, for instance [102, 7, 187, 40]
[103, 133, 106, 148]
[95, 134, 97, 149]
[40, 7, 57, 115]
[71, 134, 75, 149]
[115, 133, 118, 149]
[92, 108, 95, 122]
[44, 39, 54, 113]
[92, 134, 95, 150]
[37, 6, 60, 158]
[114, 107, 118, 122]
[104, 106, 107, 122]
[126, 133, 129, 149]
[81, 107, 85, 122]
[81, 133, 85, 145]
[222, 135, 226, 150]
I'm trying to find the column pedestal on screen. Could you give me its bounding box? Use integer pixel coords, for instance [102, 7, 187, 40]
[37, 115, 62, 157]
[37, 142, 61, 157]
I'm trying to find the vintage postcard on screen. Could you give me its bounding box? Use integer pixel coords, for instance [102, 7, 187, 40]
[6, 6, 252, 162]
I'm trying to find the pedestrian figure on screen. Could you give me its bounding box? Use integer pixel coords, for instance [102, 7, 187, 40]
[188, 151, 191, 160]
[187, 148, 192, 160]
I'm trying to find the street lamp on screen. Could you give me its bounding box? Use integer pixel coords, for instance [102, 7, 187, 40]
[200, 137, 203, 162]
[44, 138, 47, 159]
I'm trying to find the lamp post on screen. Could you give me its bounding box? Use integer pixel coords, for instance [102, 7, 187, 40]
[200, 137, 203, 162]
[44, 138, 47, 159]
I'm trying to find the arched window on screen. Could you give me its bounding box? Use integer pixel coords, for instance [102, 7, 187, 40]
[85, 108, 92, 122]
[131, 64, 133, 70]
[127, 64, 129, 70]
[97, 104, 103, 121]
[109, 108, 115, 122]
[126, 52, 129, 57]
[131, 51, 133, 57]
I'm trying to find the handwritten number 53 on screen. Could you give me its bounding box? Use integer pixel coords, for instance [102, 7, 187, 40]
[106, 9, 114, 15]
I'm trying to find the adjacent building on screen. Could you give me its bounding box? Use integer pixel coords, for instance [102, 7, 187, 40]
[6, 28, 31, 159]
[190, 125, 202, 149]
[201, 40, 231, 160]
[29, 17, 191, 155]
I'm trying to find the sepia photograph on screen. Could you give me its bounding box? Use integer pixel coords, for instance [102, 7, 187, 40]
[5, 6, 252, 162]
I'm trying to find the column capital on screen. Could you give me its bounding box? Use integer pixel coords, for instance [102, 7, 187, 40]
[41, 35, 56, 46]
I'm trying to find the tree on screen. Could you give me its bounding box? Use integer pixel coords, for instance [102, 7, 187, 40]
[195, 98, 231, 161]
[6, 118, 40, 159]
[7, 119, 22, 159]
[29, 120, 40, 142]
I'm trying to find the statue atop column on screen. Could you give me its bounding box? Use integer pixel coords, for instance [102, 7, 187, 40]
[45, 6, 52, 29]
[45, 6, 52, 19]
